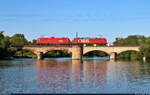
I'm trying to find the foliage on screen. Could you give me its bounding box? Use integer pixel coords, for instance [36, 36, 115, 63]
[117, 51, 142, 61]
[0, 31, 4, 39]
[113, 35, 145, 46]
[0, 31, 29, 59]
[84, 50, 108, 57]
[10, 34, 28, 46]
[139, 37, 150, 61]
[113, 35, 147, 61]
[44, 50, 72, 57]
[14, 51, 37, 58]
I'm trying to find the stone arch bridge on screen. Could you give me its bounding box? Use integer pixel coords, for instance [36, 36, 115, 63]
[21, 45, 140, 60]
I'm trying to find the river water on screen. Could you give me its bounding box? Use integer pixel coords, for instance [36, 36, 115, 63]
[0, 57, 150, 94]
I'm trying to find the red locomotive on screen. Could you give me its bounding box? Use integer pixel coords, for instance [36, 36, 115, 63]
[72, 38, 107, 46]
[36, 37, 107, 46]
[37, 38, 71, 44]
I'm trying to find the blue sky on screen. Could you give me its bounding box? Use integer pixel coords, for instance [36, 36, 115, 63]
[0, 0, 150, 44]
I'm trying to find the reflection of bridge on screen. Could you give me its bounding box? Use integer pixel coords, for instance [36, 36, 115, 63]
[35, 59, 107, 89]
[22, 45, 140, 60]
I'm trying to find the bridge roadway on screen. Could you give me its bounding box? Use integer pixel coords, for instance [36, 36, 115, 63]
[21, 45, 140, 60]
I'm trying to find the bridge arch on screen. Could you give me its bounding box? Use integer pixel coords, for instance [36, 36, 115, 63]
[116, 50, 140, 60]
[83, 50, 109, 57]
[83, 49, 111, 55]
[15, 49, 37, 58]
[43, 50, 72, 58]
[117, 50, 139, 55]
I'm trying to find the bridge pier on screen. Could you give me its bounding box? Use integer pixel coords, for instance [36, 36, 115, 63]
[110, 52, 117, 60]
[72, 45, 83, 60]
[37, 52, 44, 60]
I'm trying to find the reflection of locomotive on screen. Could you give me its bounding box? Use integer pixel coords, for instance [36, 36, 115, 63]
[36, 37, 107, 46]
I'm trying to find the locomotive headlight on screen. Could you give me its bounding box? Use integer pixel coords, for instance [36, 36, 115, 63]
[94, 44, 97, 47]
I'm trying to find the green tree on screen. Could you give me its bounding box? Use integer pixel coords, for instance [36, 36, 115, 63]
[0, 36, 11, 48]
[113, 35, 145, 46]
[0, 31, 4, 39]
[10, 34, 28, 46]
[117, 51, 139, 61]
[139, 37, 150, 61]
[0, 32, 31, 59]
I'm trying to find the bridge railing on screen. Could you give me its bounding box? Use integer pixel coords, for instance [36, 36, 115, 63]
[13, 44, 140, 48]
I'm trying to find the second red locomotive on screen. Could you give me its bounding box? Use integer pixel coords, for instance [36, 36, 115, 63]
[72, 38, 107, 46]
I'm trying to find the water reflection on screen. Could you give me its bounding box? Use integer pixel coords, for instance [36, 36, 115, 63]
[82, 60, 107, 89]
[71, 60, 83, 87]
[1, 58, 150, 93]
[34, 59, 108, 93]
[35, 60, 71, 92]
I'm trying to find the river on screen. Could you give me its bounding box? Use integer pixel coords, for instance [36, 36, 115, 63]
[0, 57, 150, 94]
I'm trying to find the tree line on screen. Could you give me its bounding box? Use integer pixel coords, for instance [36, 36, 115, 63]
[1, 31, 150, 61]
[0, 31, 34, 59]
